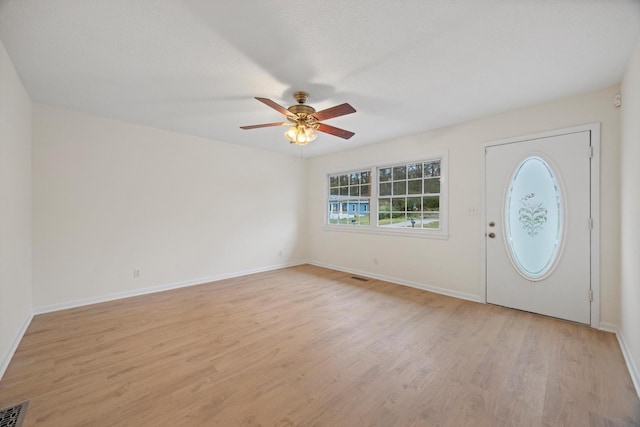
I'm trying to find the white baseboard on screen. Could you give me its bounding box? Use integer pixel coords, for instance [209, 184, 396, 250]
[308, 261, 483, 303]
[598, 322, 640, 400]
[617, 329, 640, 400]
[33, 261, 305, 315]
[598, 321, 618, 334]
[1, 312, 33, 380]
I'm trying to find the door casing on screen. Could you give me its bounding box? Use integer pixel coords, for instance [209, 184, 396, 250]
[479, 123, 601, 328]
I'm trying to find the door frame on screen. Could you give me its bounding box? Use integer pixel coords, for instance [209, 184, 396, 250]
[479, 123, 601, 328]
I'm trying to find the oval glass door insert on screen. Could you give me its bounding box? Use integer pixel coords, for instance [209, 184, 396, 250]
[505, 156, 563, 280]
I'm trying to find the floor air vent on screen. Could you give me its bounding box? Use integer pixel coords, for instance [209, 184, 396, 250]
[0, 401, 29, 427]
[351, 276, 369, 282]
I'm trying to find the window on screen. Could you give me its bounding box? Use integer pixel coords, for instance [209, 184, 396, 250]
[505, 156, 563, 280]
[377, 160, 441, 229]
[326, 155, 446, 237]
[328, 170, 371, 225]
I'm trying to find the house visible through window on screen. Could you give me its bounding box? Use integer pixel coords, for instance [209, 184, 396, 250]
[328, 170, 371, 225]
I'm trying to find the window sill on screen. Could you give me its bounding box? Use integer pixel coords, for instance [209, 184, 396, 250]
[322, 225, 449, 240]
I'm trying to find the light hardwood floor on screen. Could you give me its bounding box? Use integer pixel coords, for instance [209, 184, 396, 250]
[1, 265, 638, 426]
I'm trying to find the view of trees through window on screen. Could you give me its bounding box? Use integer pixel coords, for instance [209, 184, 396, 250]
[378, 160, 441, 229]
[327, 158, 443, 231]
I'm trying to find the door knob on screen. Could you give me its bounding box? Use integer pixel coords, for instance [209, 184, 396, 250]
[488, 232, 496, 238]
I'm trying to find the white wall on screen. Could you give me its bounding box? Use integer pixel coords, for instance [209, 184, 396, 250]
[32, 104, 307, 311]
[308, 86, 621, 324]
[620, 36, 640, 394]
[0, 40, 32, 376]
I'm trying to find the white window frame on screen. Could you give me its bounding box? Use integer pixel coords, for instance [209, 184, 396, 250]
[324, 152, 448, 239]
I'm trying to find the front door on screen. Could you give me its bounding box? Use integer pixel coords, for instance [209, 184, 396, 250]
[485, 129, 593, 324]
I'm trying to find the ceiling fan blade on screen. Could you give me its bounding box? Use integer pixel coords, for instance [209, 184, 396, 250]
[312, 103, 356, 122]
[255, 97, 292, 116]
[316, 123, 355, 140]
[240, 122, 287, 130]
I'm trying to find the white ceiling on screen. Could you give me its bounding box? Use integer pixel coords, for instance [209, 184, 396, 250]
[1, 1, 639, 157]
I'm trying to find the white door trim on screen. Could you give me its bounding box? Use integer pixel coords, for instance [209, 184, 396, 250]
[479, 123, 601, 328]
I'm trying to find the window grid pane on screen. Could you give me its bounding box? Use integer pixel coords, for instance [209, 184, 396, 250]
[393, 181, 407, 195]
[424, 177, 440, 194]
[408, 163, 422, 179]
[408, 179, 422, 194]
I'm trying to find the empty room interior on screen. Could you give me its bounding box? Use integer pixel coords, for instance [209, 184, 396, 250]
[1, 1, 640, 426]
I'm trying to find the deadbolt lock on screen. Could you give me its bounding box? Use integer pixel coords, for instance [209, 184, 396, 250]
[488, 221, 495, 227]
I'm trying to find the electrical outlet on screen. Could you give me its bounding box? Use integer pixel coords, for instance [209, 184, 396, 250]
[278, 250, 283, 257]
[133, 269, 140, 278]
[374, 257, 379, 265]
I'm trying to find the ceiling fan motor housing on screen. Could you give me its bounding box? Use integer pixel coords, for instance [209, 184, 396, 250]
[287, 103, 315, 118]
[288, 91, 316, 119]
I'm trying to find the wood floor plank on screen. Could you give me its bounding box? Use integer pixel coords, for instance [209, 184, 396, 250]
[0, 264, 638, 426]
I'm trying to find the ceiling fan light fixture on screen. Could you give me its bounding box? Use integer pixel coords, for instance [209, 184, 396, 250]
[285, 126, 297, 142]
[285, 124, 317, 145]
[304, 126, 317, 143]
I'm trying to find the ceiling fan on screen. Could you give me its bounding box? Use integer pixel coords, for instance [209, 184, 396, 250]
[240, 91, 356, 145]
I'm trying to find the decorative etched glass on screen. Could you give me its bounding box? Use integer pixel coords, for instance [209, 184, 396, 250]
[505, 156, 563, 280]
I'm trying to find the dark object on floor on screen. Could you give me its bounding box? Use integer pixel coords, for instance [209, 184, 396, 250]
[0, 401, 29, 427]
